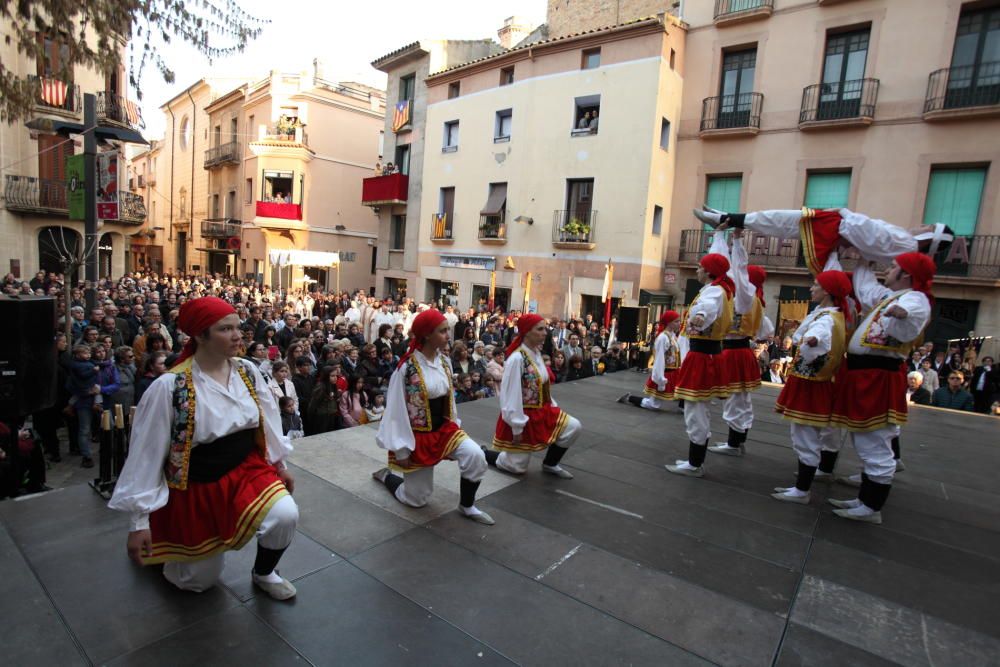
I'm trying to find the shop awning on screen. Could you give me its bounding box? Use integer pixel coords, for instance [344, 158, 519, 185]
[480, 184, 507, 215]
[268, 249, 340, 267]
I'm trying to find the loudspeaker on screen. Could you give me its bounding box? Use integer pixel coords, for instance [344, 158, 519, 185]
[0, 297, 57, 419]
[616, 306, 648, 344]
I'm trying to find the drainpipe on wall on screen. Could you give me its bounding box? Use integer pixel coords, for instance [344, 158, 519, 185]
[187, 89, 197, 271]
[167, 106, 175, 243]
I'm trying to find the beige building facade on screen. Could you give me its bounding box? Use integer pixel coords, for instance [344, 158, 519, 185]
[667, 0, 1000, 351]
[0, 24, 147, 281]
[412, 17, 685, 317]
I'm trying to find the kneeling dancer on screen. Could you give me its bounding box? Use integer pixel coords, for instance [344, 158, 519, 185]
[373, 309, 494, 525]
[109, 296, 299, 599]
[618, 310, 682, 411]
[489, 313, 581, 478]
[827, 253, 934, 524]
[772, 270, 851, 504]
[666, 252, 734, 478]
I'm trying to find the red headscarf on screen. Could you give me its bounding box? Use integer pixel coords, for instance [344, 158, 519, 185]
[896, 252, 936, 305]
[505, 313, 544, 357]
[173, 296, 237, 366]
[656, 310, 680, 335]
[700, 253, 735, 297]
[396, 309, 446, 369]
[747, 265, 767, 307]
[816, 270, 853, 319]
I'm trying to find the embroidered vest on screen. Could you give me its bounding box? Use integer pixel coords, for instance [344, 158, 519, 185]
[728, 296, 764, 339]
[684, 287, 733, 341]
[403, 355, 454, 432]
[859, 290, 925, 356]
[166, 359, 267, 491]
[659, 333, 680, 370]
[789, 311, 846, 382]
[519, 347, 551, 408]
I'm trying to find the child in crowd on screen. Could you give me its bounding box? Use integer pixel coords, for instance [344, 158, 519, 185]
[365, 393, 386, 423]
[279, 396, 304, 439]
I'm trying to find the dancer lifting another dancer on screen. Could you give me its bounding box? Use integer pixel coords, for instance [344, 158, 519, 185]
[617, 310, 682, 412]
[487, 313, 581, 478]
[372, 309, 494, 525]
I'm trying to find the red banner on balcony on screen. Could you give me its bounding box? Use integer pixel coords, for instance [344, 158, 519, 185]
[255, 201, 302, 220]
[39, 78, 68, 107]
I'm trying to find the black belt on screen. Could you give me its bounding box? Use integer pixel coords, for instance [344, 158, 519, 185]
[846, 354, 904, 372]
[187, 428, 257, 483]
[428, 396, 449, 431]
[688, 338, 722, 355]
[722, 338, 751, 350]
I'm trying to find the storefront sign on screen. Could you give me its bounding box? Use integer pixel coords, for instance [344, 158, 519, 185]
[439, 254, 496, 271]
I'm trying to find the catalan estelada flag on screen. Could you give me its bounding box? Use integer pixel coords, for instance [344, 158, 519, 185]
[392, 100, 411, 132]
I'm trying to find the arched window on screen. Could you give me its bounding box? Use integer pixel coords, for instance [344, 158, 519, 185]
[179, 115, 191, 151]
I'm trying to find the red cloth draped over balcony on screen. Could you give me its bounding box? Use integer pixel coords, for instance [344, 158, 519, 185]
[362, 173, 408, 206]
[255, 201, 302, 220]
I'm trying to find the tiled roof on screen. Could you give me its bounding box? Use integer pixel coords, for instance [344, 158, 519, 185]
[427, 16, 666, 78]
[371, 41, 423, 68]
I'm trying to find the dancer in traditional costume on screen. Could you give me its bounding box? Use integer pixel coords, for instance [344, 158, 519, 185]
[827, 253, 934, 524]
[707, 231, 773, 456]
[771, 270, 852, 504]
[372, 309, 494, 525]
[693, 207, 953, 273]
[665, 253, 734, 478]
[109, 296, 299, 599]
[487, 314, 581, 478]
[617, 310, 682, 411]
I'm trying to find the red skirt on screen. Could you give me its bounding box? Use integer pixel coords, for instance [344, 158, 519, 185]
[673, 351, 730, 402]
[643, 370, 679, 401]
[801, 209, 843, 276]
[145, 450, 288, 564]
[389, 420, 467, 472]
[493, 404, 570, 453]
[719, 346, 762, 394]
[775, 376, 835, 427]
[830, 366, 908, 432]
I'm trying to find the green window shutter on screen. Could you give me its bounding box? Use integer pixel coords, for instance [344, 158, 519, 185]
[804, 172, 851, 209]
[923, 167, 986, 236]
[705, 176, 742, 231]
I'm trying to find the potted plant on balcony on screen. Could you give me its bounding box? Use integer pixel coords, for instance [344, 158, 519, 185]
[560, 217, 591, 242]
[479, 220, 500, 238]
[276, 115, 300, 140]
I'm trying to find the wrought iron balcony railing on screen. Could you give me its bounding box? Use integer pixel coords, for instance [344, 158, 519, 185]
[700, 92, 763, 132]
[116, 191, 147, 224]
[800, 78, 879, 125]
[478, 212, 507, 243]
[28, 75, 81, 114]
[3, 175, 67, 214]
[714, 0, 773, 22]
[552, 209, 597, 247]
[96, 91, 145, 129]
[924, 62, 1000, 115]
[204, 141, 240, 168]
[201, 218, 242, 238]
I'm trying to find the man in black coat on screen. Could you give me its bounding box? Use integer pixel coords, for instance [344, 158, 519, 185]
[969, 357, 999, 413]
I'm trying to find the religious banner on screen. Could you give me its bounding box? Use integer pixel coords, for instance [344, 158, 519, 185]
[96, 151, 119, 220]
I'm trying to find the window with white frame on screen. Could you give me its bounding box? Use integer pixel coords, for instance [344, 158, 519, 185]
[495, 109, 512, 141]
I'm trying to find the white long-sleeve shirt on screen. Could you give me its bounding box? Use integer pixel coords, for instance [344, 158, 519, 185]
[687, 284, 725, 335]
[500, 346, 557, 436]
[848, 264, 931, 358]
[108, 358, 292, 532]
[375, 350, 460, 458]
[791, 307, 837, 364]
[650, 332, 678, 390]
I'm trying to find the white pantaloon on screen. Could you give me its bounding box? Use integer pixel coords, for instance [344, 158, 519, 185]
[496, 415, 582, 474]
[684, 400, 711, 444]
[640, 396, 662, 410]
[163, 494, 299, 593]
[394, 437, 487, 508]
[722, 392, 753, 433]
[790, 424, 835, 467]
[851, 428, 896, 484]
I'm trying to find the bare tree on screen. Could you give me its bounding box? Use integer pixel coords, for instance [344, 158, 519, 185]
[1, 0, 267, 123]
[41, 227, 96, 338]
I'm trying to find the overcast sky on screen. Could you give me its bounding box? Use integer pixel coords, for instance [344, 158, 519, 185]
[135, 0, 546, 139]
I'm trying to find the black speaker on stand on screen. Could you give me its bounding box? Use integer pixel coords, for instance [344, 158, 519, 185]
[616, 306, 649, 344]
[0, 297, 57, 421]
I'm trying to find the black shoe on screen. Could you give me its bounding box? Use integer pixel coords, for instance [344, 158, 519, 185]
[81, 457, 94, 468]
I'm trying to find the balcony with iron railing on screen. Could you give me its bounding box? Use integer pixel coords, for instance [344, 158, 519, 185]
[204, 141, 241, 168]
[924, 62, 1000, 120]
[201, 218, 242, 238]
[676, 229, 1000, 284]
[700, 92, 763, 137]
[3, 175, 67, 214]
[478, 212, 507, 244]
[552, 210, 597, 249]
[799, 78, 879, 129]
[96, 91, 144, 130]
[115, 191, 147, 224]
[430, 213, 454, 243]
[714, 0, 773, 26]
[361, 172, 408, 206]
[28, 75, 81, 115]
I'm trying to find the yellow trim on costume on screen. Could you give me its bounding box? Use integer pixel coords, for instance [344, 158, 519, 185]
[775, 404, 833, 427]
[643, 386, 675, 401]
[520, 346, 547, 409]
[144, 480, 288, 564]
[673, 386, 732, 402]
[492, 410, 569, 453]
[829, 410, 908, 433]
[387, 429, 467, 472]
[799, 214, 822, 276]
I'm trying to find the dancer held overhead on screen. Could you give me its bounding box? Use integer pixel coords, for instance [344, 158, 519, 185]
[771, 270, 852, 505]
[488, 313, 582, 478]
[372, 309, 494, 525]
[617, 309, 682, 411]
[109, 296, 299, 600]
[665, 252, 735, 478]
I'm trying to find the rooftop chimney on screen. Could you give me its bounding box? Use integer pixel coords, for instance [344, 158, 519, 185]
[497, 16, 533, 49]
